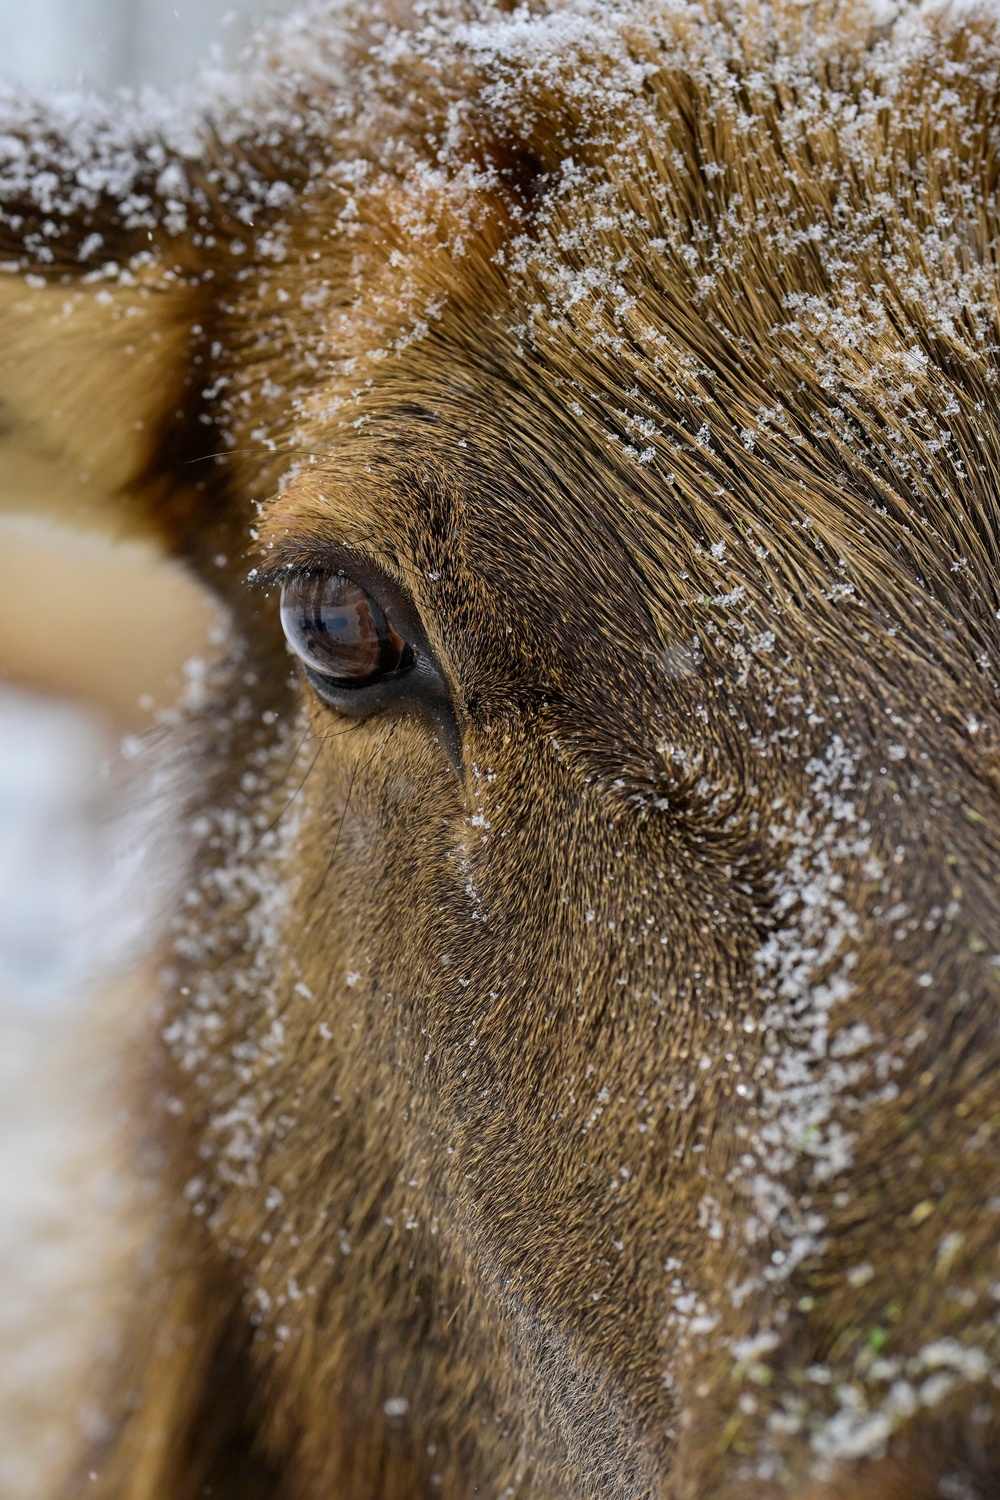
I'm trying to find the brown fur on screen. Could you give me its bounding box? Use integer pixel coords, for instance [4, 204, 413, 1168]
[3, 1, 1000, 1495]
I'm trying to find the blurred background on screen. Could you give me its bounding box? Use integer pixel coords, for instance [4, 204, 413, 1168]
[0, 4, 275, 1492]
[0, 0, 274, 92]
[0, 0, 276, 996]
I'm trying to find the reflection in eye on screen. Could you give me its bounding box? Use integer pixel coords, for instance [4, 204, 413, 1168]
[280, 571, 414, 688]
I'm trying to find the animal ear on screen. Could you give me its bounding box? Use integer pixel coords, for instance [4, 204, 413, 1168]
[0, 263, 201, 545]
[0, 103, 288, 555]
[0, 108, 216, 547]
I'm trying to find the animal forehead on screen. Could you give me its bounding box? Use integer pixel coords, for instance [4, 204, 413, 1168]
[254, 245, 974, 598]
[271, 44, 995, 426]
[254, 293, 974, 652]
[258, 401, 652, 619]
[245, 4, 1000, 639]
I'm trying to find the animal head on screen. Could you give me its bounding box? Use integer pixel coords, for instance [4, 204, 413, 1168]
[3, 3, 1000, 1496]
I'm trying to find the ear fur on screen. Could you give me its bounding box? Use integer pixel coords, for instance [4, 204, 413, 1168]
[0, 99, 288, 554]
[0, 267, 200, 543]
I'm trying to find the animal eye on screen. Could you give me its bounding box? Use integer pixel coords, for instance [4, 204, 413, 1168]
[280, 571, 415, 688]
[277, 561, 459, 763]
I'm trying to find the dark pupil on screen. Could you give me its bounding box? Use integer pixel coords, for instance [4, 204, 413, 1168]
[281, 572, 412, 686]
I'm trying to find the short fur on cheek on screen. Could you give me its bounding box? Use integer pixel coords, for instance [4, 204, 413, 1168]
[3, 4, 1000, 1499]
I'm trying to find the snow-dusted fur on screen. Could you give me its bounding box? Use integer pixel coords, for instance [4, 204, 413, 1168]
[3, 2, 1000, 1497]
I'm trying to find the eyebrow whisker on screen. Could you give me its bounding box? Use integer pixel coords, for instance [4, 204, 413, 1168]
[184, 444, 324, 465]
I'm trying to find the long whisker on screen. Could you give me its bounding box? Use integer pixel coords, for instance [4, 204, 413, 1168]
[249, 728, 319, 854]
[253, 714, 374, 853]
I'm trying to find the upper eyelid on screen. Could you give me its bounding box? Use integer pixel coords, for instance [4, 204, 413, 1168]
[247, 559, 373, 596]
[247, 554, 348, 589]
[247, 562, 292, 592]
[247, 540, 405, 592]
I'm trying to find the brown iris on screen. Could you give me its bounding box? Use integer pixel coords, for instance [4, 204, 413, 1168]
[280, 571, 414, 687]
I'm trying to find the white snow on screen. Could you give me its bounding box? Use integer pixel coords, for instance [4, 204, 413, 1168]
[0, 689, 117, 1007]
[0, 686, 173, 1499]
[0, 0, 277, 95]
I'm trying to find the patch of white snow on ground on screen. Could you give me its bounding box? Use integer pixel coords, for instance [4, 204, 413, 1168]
[0, 688, 115, 1007]
[0, 686, 163, 1499]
